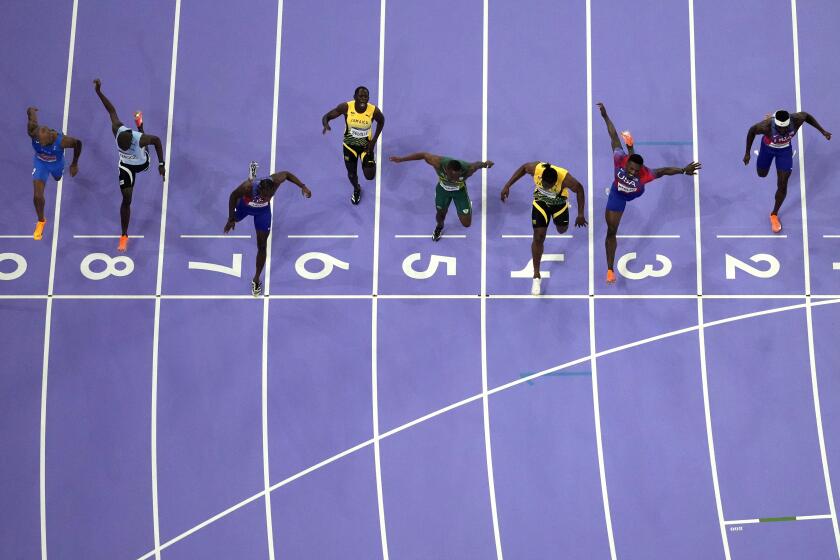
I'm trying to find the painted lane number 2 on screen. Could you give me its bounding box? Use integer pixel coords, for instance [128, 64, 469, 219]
[725, 253, 780, 280]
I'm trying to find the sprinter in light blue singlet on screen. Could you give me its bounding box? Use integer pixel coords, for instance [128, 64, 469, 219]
[94, 78, 165, 252]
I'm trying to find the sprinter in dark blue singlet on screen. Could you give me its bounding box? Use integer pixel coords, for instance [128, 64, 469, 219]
[744, 109, 831, 233]
[27, 106, 82, 239]
[224, 170, 311, 296]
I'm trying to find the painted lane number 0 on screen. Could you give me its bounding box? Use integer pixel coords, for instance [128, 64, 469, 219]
[0, 253, 27, 281]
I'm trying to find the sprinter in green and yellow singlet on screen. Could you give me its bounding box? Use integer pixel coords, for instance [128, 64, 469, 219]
[389, 152, 493, 241]
[500, 161, 586, 295]
[322, 86, 385, 205]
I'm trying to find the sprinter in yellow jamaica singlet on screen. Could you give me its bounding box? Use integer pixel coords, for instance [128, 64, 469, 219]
[322, 86, 385, 205]
[500, 161, 587, 295]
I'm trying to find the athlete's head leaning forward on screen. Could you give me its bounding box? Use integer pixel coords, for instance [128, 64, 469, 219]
[597, 102, 700, 284]
[389, 152, 493, 241]
[27, 106, 83, 240]
[501, 160, 587, 295]
[224, 170, 311, 296]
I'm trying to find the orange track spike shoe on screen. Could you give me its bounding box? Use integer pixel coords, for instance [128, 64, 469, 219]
[770, 214, 782, 234]
[33, 220, 47, 240]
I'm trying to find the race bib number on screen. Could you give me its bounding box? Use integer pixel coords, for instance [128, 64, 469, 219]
[440, 184, 461, 192]
[349, 127, 370, 139]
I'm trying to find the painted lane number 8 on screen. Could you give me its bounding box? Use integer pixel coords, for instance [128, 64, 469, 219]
[80, 253, 134, 280]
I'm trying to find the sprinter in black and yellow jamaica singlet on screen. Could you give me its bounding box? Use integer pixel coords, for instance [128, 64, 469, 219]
[500, 161, 586, 295]
[321, 86, 385, 205]
[389, 152, 493, 241]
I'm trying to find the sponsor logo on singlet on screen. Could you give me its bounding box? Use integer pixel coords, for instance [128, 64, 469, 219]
[765, 131, 795, 148]
[245, 194, 269, 208]
[615, 168, 641, 193]
[346, 112, 371, 139]
[440, 177, 465, 191]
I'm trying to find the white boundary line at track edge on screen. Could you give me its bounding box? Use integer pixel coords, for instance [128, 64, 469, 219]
[480, 1, 503, 557]
[150, 2, 182, 558]
[40, 3, 78, 557]
[260, 0, 285, 557]
[2, 293, 830, 301]
[372, 1, 390, 558]
[790, 0, 840, 551]
[585, 2, 617, 558]
[688, 1, 731, 557]
[725, 513, 833, 525]
[131, 296, 840, 560]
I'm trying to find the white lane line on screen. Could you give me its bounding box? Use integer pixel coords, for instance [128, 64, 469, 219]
[260, 297, 275, 559]
[585, 0, 594, 298]
[724, 518, 759, 525]
[260, 0, 285, 557]
[715, 234, 787, 239]
[179, 234, 251, 239]
[394, 234, 467, 239]
[150, 1, 182, 558]
[501, 234, 573, 239]
[585, 1, 616, 558]
[372, 1, 390, 558]
[481, 1, 502, 557]
[131, 296, 840, 560]
[689, 0, 730, 557]
[797, 514, 835, 521]
[72, 235, 145, 239]
[286, 234, 358, 239]
[822, 235, 840, 239]
[616, 234, 680, 239]
[791, 0, 840, 552]
[40, 2, 78, 557]
[0, 235, 35, 239]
